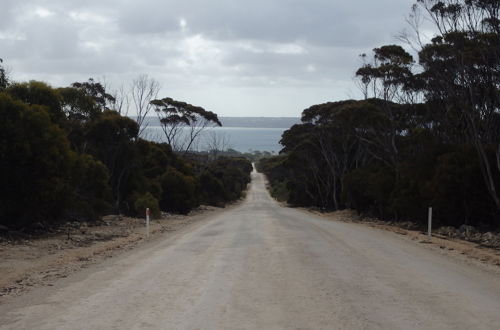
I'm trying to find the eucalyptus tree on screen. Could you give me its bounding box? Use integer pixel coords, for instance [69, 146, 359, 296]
[355, 45, 416, 103]
[414, 0, 500, 213]
[298, 100, 374, 209]
[150, 97, 222, 153]
[84, 110, 139, 213]
[71, 78, 116, 112]
[6, 80, 66, 126]
[279, 122, 327, 207]
[355, 46, 418, 178]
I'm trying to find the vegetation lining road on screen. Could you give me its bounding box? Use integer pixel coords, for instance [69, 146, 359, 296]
[0, 74, 252, 233]
[258, 0, 500, 232]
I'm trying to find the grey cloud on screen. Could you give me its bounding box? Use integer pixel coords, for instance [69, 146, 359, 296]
[117, 0, 179, 35]
[1, 0, 419, 115]
[0, 0, 23, 29]
[115, 0, 414, 46]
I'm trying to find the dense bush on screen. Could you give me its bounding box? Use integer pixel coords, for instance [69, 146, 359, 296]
[7, 81, 66, 126]
[160, 167, 198, 214]
[258, 99, 500, 229]
[420, 147, 496, 228]
[201, 157, 252, 204]
[0, 77, 253, 231]
[256, 155, 290, 202]
[0, 93, 75, 228]
[83, 110, 140, 212]
[70, 154, 112, 221]
[199, 171, 227, 206]
[342, 164, 395, 218]
[134, 192, 161, 219]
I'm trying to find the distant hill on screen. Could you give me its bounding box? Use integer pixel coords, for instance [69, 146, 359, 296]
[219, 117, 300, 128]
[141, 116, 300, 128]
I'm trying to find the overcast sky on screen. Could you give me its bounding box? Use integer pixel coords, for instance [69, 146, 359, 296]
[1, 0, 419, 117]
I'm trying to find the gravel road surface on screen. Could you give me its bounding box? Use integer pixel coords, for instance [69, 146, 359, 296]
[1, 169, 500, 329]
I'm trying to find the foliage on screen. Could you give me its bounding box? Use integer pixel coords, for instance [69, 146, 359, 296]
[83, 110, 139, 211]
[198, 171, 227, 206]
[259, 97, 499, 228]
[0, 93, 75, 228]
[71, 78, 116, 111]
[420, 146, 496, 227]
[206, 157, 252, 201]
[134, 192, 161, 219]
[342, 165, 395, 218]
[70, 154, 112, 221]
[160, 167, 198, 214]
[58, 86, 102, 124]
[0, 74, 246, 231]
[7, 81, 66, 126]
[151, 97, 222, 153]
[256, 155, 290, 202]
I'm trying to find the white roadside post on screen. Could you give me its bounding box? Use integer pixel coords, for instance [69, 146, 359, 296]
[428, 207, 433, 238]
[146, 208, 150, 238]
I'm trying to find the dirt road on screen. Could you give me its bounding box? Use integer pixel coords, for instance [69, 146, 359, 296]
[1, 170, 500, 329]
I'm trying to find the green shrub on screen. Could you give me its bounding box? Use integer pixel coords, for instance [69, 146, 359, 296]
[6, 81, 66, 126]
[203, 157, 252, 204]
[134, 192, 161, 219]
[270, 180, 289, 202]
[160, 167, 198, 214]
[199, 171, 226, 206]
[421, 147, 495, 227]
[0, 93, 75, 228]
[342, 165, 395, 218]
[70, 154, 112, 221]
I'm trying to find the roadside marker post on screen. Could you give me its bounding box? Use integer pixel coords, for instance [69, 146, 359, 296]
[428, 207, 433, 238]
[146, 208, 150, 238]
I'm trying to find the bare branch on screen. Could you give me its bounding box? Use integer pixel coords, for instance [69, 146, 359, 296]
[131, 74, 161, 138]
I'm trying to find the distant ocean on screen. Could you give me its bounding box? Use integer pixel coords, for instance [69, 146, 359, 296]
[142, 117, 299, 153]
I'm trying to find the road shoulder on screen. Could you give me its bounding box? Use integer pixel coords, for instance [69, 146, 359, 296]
[0, 203, 241, 301]
[298, 208, 500, 274]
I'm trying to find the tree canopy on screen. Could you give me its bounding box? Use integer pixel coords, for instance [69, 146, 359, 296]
[151, 97, 222, 153]
[259, 0, 500, 229]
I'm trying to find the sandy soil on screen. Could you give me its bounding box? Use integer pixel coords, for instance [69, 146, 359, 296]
[307, 209, 500, 272]
[0, 206, 225, 299]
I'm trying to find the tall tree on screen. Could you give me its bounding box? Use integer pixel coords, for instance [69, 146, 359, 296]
[415, 0, 500, 212]
[71, 78, 116, 112]
[150, 97, 222, 153]
[84, 111, 139, 212]
[355, 46, 418, 178]
[6, 81, 66, 126]
[356, 45, 415, 103]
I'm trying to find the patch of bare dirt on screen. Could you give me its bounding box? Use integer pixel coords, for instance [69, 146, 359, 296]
[0, 206, 220, 299]
[306, 209, 500, 271]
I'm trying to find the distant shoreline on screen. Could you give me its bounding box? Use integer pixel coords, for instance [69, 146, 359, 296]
[143, 126, 286, 153]
[138, 116, 300, 129]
